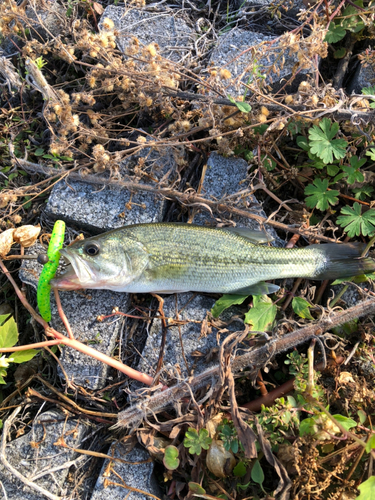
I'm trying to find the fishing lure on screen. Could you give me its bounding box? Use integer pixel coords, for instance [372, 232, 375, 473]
[37, 220, 65, 322]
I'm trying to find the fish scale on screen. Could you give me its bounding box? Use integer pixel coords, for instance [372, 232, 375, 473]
[51, 223, 375, 295]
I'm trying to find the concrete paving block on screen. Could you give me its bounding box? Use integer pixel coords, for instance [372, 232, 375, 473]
[0, 410, 87, 500]
[208, 28, 312, 95]
[192, 152, 281, 243]
[46, 146, 175, 233]
[99, 5, 195, 63]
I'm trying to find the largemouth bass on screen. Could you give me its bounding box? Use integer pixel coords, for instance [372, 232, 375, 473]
[51, 223, 375, 295]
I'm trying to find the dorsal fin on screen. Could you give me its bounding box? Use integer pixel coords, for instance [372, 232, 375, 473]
[222, 227, 274, 244]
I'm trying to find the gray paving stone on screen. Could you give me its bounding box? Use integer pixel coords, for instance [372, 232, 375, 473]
[46, 146, 175, 233]
[99, 5, 195, 63]
[137, 292, 244, 382]
[91, 443, 161, 500]
[0, 410, 87, 500]
[192, 152, 281, 244]
[208, 28, 312, 95]
[20, 243, 130, 390]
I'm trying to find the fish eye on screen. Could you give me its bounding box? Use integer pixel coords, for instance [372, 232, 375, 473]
[84, 242, 100, 256]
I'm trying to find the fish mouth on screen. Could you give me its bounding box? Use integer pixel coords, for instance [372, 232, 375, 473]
[50, 249, 98, 290]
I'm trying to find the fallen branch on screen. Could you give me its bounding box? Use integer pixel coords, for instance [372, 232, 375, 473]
[116, 298, 375, 428]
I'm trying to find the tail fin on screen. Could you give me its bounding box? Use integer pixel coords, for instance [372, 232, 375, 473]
[312, 243, 375, 280]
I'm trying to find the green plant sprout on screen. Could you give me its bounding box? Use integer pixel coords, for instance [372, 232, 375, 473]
[183, 428, 212, 455]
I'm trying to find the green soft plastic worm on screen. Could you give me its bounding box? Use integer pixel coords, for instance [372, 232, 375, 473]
[37, 220, 66, 322]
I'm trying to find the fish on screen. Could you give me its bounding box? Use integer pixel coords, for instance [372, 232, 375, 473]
[50, 222, 375, 295]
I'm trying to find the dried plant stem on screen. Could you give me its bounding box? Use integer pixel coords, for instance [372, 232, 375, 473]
[117, 298, 375, 427]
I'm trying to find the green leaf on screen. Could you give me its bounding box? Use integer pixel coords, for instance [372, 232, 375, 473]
[352, 185, 374, 201]
[341, 1, 365, 32]
[304, 178, 339, 211]
[188, 483, 206, 495]
[332, 414, 356, 431]
[34, 148, 45, 156]
[325, 23, 346, 43]
[163, 445, 180, 470]
[211, 294, 248, 318]
[365, 433, 375, 453]
[341, 156, 366, 184]
[308, 118, 347, 164]
[337, 203, 375, 237]
[296, 135, 309, 151]
[292, 297, 313, 320]
[233, 461, 247, 477]
[251, 459, 264, 487]
[326, 164, 339, 176]
[184, 428, 212, 456]
[227, 95, 252, 113]
[0, 316, 18, 349]
[366, 148, 375, 161]
[334, 48, 346, 59]
[357, 410, 367, 425]
[244, 295, 277, 331]
[299, 417, 317, 437]
[355, 476, 375, 500]
[361, 86, 375, 109]
[9, 349, 38, 364]
[342, 166, 364, 184]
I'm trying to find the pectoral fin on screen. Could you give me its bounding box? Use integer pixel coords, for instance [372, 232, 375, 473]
[223, 227, 274, 244]
[229, 282, 280, 296]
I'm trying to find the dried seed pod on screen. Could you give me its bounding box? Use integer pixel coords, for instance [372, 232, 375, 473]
[206, 439, 236, 478]
[0, 228, 15, 257]
[13, 225, 41, 247]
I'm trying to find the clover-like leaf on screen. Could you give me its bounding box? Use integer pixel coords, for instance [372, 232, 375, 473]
[244, 295, 277, 332]
[341, 156, 366, 184]
[337, 203, 375, 237]
[308, 118, 347, 164]
[184, 428, 212, 456]
[324, 22, 346, 43]
[304, 178, 339, 211]
[352, 185, 374, 201]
